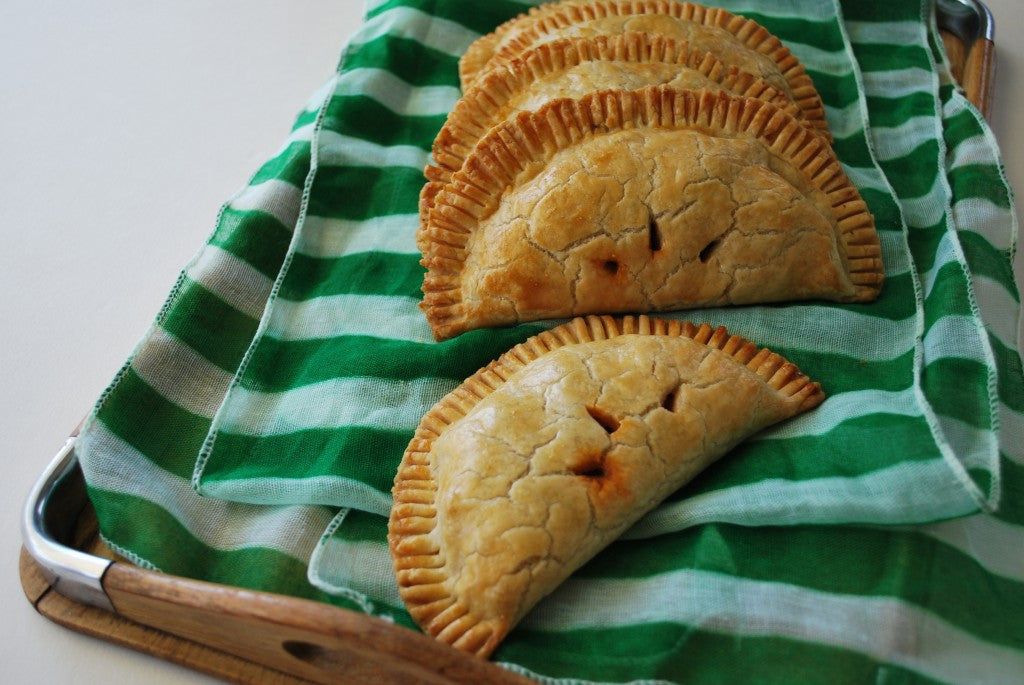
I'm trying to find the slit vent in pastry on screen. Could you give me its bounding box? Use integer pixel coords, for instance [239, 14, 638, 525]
[421, 31, 826, 231]
[388, 314, 825, 658]
[420, 87, 882, 341]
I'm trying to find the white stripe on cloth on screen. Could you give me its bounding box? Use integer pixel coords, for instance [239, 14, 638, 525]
[717, 0, 841, 21]
[841, 164, 890, 197]
[900, 174, 951, 228]
[216, 375, 457, 436]
[77, 423, 335, 559]
[917, 231, 964, 300]
[311, 515, 1024, 673]
[226, 178, 304, 228]
[199, 475, 393, 516]
[266, 293, 432, 342]
[842, 20, 924, 46]
[214, 381, 922, 444]
[914, 514, 1024, 582]
[519, 569, 1024, 685]
[773, 41, 851, 76]
[970, 273, 1020, 349]
[952, 197, 1015, 253]
[310, 528, 402, 610]
[296, 213, 418, 258]
[333, 67, 460, 116]
[263, 293, 919, 364]
[948, 128, 1004, 171]
[130, 327, 235, 419]
[301, 73, 340, 115]
[349, 6, 480, 57]
[624, 459, 979, 538]
[932, 414, 999, 473]
[756, 388, 920, 440]
[1000, 405, 1024, 464]
[317, 130, 429, 169]
[271, 122, 316, 155]
[860, 68, 933, 99]
[184, 245, 274, 321]
[871, 116, 942, 162]
[822, 100, 865, 141]
[923, 314, 996, 367]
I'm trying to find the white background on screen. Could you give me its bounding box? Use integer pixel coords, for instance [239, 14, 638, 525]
[1, 1, 1021, 682]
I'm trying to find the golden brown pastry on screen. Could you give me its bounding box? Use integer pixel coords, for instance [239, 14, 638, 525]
[420, 87, 882, 341]
[421, 32, 822, 230]
[388, 314, 825, 657]
[459, 0, 826, 128]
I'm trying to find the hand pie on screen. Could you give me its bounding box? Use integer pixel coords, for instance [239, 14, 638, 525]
[420, 87, 883, 341]
[421, 32, 819, 231]
[388, 315, 825, 657]
[459, 0, 826, 128]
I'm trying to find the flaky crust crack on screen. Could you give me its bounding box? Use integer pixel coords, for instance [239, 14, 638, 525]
[388, 315, 825, 658]
[420, 87, 883, 341]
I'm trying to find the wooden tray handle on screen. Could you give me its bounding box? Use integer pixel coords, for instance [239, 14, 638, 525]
[940, 30, 995, 118]
[102, 563, 531, 685]
[964, 37, 995, 117]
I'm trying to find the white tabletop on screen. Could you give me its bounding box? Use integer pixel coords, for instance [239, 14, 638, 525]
[2, 2, 1022, 682]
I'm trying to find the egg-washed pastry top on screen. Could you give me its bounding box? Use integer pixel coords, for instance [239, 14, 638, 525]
[388, 315, 825, 657]
[421, 31, 823, 230]
[459, 0, 826, 126]
[420, 87, 883, 341]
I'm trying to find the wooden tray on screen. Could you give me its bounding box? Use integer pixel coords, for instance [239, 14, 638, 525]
[20, 4, 997, 683]
[20, 442, 528, 684]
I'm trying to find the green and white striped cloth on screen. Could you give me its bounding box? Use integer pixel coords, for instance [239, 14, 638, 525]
[77, 0, 1024, 681]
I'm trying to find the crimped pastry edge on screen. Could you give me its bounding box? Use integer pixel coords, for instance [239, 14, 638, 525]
[458, 0, 828, 129]
[421, 31, 817, 233]
[387, 314, 825, 658]
[421, 86, 883, 341]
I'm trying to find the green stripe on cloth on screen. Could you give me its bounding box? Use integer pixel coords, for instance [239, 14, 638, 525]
[209, 207, 295, 280]
[366, 0, 534, 34]
[160, 278, 260, 372]
[239, 326, 547, 390]
[502, 627, 945, 685]
[305, 164, 423, 219]
[849, 43, 932, 73]
[87, 488, 341, 603]
[584, 525, 1024, 649]
[344, 34, 460, 87]
[200, 427, 410, 510]
[277, 252, 422, 300]
[77, 60, 340, 633]
[93, 369, 209, 480]
[994, 458, 1024, 524]
[990, 334, 1024, 412]
[864, 92, 937, 127]
[839, 3, 921, 21]
[949, 163, 1013, 210]
[958, 231, 1020, 301]
[321, 95, 445, 147]
[249, 141, 312, 187]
